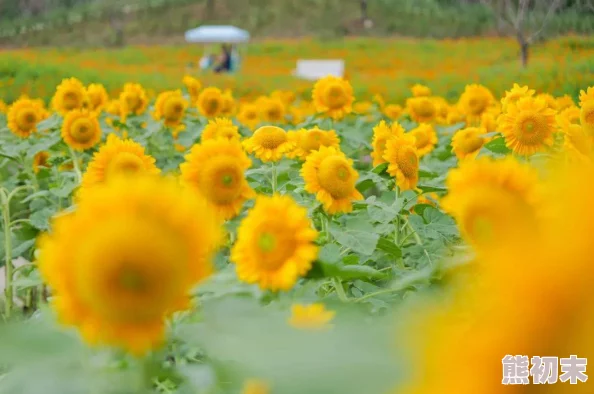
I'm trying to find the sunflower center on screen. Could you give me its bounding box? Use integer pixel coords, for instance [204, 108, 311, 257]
[468, 96, 487, 115]
[220, 127, 237, 139]
[107, 152, 145, 179]
[258, 232, 276, 252]
[516, 113, 548, 145]
[301, 131, 325, 153]
[397, 147, 419, 178]
[70, 118, 95, 143]
[461, 134, 484, 153]
[16, 109, 37, 131]
[416, 99, 436, 118]
[125, 94, 141, 112]
[200, 157, 244, 204]
[584, 108, 594, 125]
[255, 224, 297, 271]
[253, 126, 287, 149]
[63, 91, 79, 110]
[325, 84, 348, 109]
[204, 97, 220, 115]
[413, 131, 430, 149]
[118, 266, 147, 292]
[318, 156, 355, 199]
[164, 99, 185, 121]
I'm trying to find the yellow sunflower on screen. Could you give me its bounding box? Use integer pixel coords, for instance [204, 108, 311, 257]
[271, 89, 296, 106]
[579, 86, 594, 133]
[406, 96, 437, 124]
[383, 133, 419, 191]
[243, 125, 293, 162]
[182, 75, 202, 102]
[106, 99, 123, 117]
[220, 90, 236, 117]
[556, 94, 575, 111]
[536, 93, 558, 111]
[237, 103, 261, 130]
[288, 127, 340, 160]
[61, 109, 102, 151]
[409, 123, 438, 157]
[180, 139, 255, 220]
[119, 83, 149, 118]
[353, 101, 373, 114]
[201, 117, 241, 142]
[371, 120, 405, 167]
[259, 96, 286, 123]
[288, 303, 335, 330]
[501, 83, 535, 111]
[411, 84, 432, 97]
[479, 111, 497, 132]
[557, 106, 581, 132]
[0, 99, 6, 113]
[197, 87, 224, 118]
[230, 194, 318, 291]
[384, 104, 403, 120]
[52, 77, 87, 115]
[241, 379, 270, 394]
[86, 83, 109, 113]
[301, 146, 363, 214]
[37, 175, 222, 355]
[562, 124, 593, 163]
[33, 151, 50, 174]
[441, 156, 540, 250]
[7, 97, 42, 138]
[153, 90, 188, 128]
[499, 96, 557, 156]
[458, 84, 495, 122]
[451, 127, 486, 160]
[80, 134, 160, 193]
[312, 76, 354, 120]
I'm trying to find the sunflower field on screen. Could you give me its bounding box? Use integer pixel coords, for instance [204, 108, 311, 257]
[0, 59, 594, 393]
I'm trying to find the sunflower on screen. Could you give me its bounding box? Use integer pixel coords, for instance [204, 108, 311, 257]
[153, 90, 188, 128]
[61, 109, 102, 151]
[237, 103, 260, 130]
[33, 151, 50, 174]
[383, 133, 419, 191]
[197, 87, 224, 118]
[182, 75, 202, 102]
[80, 134, 160, 193]
[220, 90, 236, 117]
[288, 105, 306, 125]
[288, 127, 340, 160]
[241, 380, 270, 394]
[371, 120, 405, 167]
[562, 124, 593, 163]
[119, 83, 149, 118]
[536, 93, 558, 110]
[353, 101, 373, 114]
[579, 86, 594, 133]
[409, 124, 438, 157]
[451, 127, 486, 160]
[557, 106, 581, 133]
[52, 78, 87, 115]
[411, 84, 431, 97]
[406, 97, 437, 124]
[288, 303, 335, 330]
[556, 94, 575, 111]
[301, 146, 363, 214]
[7, 97, 42, 138]
[201, 117, 241, 142]
[271, 89, 296, 106]
[37, 175, 222, 355]
[259, 96, 286, 123]
[373, 94, 386, 109]
[499, 96, 557, 156]
[0, 99, 6, 113]
[384, 104, 403, 120]
[458, 84, 495, 122]
[243, 125, 293, 162]
[479, 112, 497, 132]
[86, 83, 109, 113]
[501, 83, 535, 111]
[230, 194, 318, 291]
[180, 139, 255, 220]
[312, 76, 354, 120]
[106, 99, 123, 117]
[441, 156, 540, 250]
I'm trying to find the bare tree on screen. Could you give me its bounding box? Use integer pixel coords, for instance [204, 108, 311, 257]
[480, 0, 567, 67]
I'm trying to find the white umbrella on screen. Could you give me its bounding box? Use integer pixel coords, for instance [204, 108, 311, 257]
[185, 25, 250, 43]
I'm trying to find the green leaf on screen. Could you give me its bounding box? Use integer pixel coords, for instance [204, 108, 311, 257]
[50, 181, 76, 198]
[11, 238, 35, 258]
[484, 136, 511, 154]
[372, 162, 388, 174]
[329, 223, 379, 256]
[29, 207, 55, 231]
[342, 254, 360, 265]
[332, 265, 386, 280]
[417, 185, 447, 193]
[408, 207, 458, 241]
[376, 237, 402, 259]
[318, 243, 342, 264]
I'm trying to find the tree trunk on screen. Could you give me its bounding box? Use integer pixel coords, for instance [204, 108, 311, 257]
[517, 33, 529, 67]
[206, 0, 215, 19]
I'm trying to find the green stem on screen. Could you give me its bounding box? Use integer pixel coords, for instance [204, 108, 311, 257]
[2, 197, 13, 319]
[68, 146, 83, 184]
[270, 162, 277, 194]
[333, 278, 349, 302]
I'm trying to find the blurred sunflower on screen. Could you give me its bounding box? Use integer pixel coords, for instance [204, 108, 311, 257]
[241, 379, 270, 394]
[7, 97, 43, 138]
[119, 83, 149, 118]
[201, 117, 241, 141]
[0, 99, 6, 113]
[562, 124, 593, 163]
[411, 84, 431, 97]
[406, 97, 437, 124]
[237, 103, 260, 130]
[500, 83, 535, 111]
[259, 96, 286, 123]
[371, 120, 405, 167]
[86, 83, 109, 113]
[197, 87, 224, 117]
[80, 134, 160, 193]
[458, 84, 495, 122]
[106, 99, 123, 117]
[180, 139, 255, 220]
[230, 194, 318, 291]
[37, 175, 222, 355]
[499, 96, 557, 156]
[182, 75, 202, 103]
[312, 76, 354, 120]
[536, 92, 558, 110]
[52, 78, 87, 115]
[556, 105, 581, 132]
[220, 90, 236, 117]
[33, 151, 50, 174]
[383, 104, 403, 120]
[61, 109, 102, 151]
[288, 127, 340, 160]
[383, 133, 419, 191]
[479, 111, 497, 132]
[579, 86, 594, 133]
[301, 146, 363, 214]
[243, 125, 293, 162]
[409, 124, 437, 157]
[451, 127, 486, 160]
[441, 156, 540, 250]
[288, 303, 335, 330]
[556, 94, 575, 111]
[153, 90, 188, 128]
[271, 89, 296, 106]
